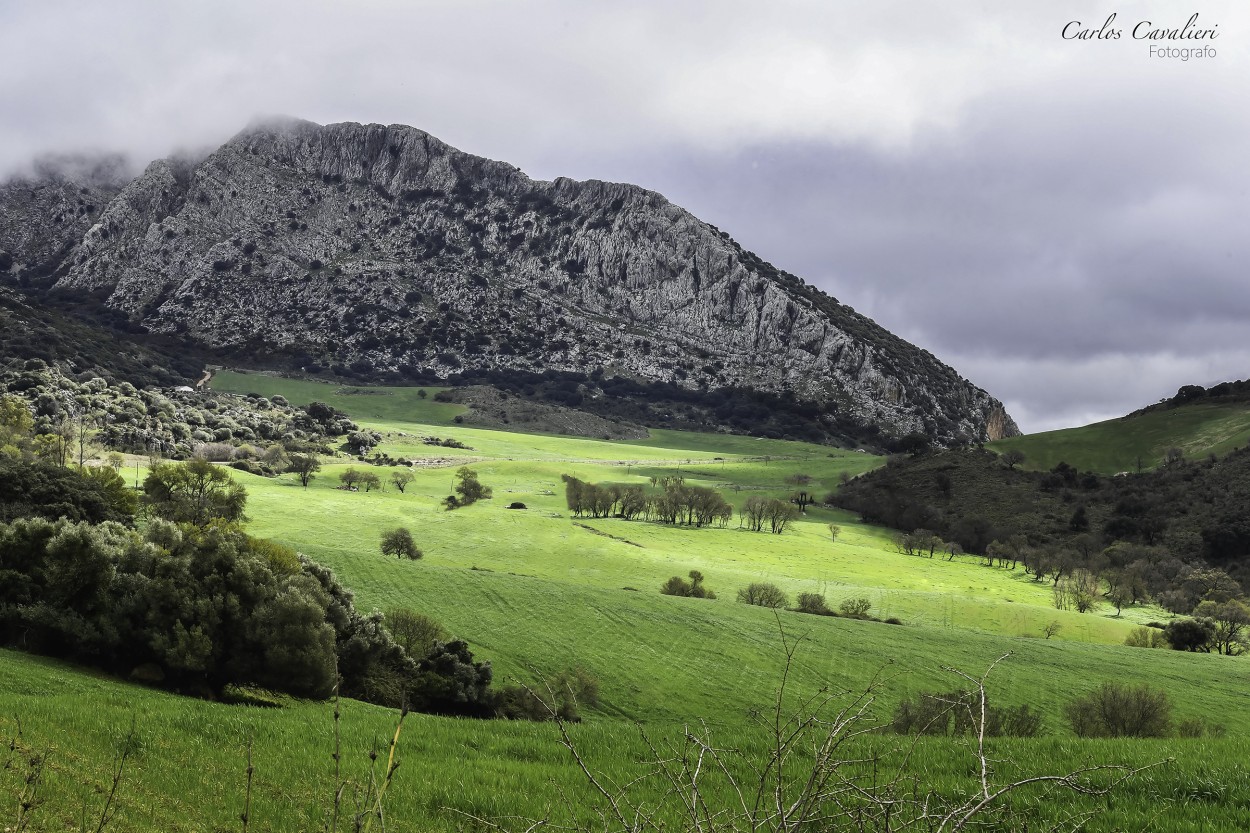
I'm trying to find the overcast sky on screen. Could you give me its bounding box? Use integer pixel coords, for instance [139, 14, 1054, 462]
[2, 1, 1246, 432]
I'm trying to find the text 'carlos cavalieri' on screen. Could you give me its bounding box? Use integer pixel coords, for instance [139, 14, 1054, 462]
[1062, 12, 1219, 60]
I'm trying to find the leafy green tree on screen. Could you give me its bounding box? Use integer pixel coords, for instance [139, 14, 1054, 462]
[142, 459, 247, 526]
[390, 469, 414, 493]
[1193, 599, 1250, 655]
[453, 466, 492, 506]
[288, 454, 320, 488]
[0, 394, 34, 459]
[410, 640, 495, 717]
[1163, 617, 1216, 652]
[381, 527, 422, 560]
[346, 430, 381, 455]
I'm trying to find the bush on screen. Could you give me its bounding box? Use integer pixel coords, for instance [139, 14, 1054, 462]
[661, 570, 715, 599]
[892, 689, 1043, 738]
[737, 582, 789, 609]
[1065, 682, 1173, 738]
[496, 665, 601, 722]
[796, 592, 830, 615]
[1124, 626, 1168, 648]
[838, 597, 873, 618]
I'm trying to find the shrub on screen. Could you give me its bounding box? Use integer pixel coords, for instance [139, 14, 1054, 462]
[1065, 682, 1172, 738]
[1124, 626, 1168, 648]
[838, 597, 873, 618]
[737, 582, 789, 609]
[796, 592, 830, 615]
[892, 689, 1043, 738]
[661, 575, 692, 596]
[1164, 618, 1216, 651]
[1177, 717, 1206, 738]
[661, 571, 715, 599]
[496, 666, 601, 722]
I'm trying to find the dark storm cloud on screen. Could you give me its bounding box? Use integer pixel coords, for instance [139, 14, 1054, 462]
[1, 0, 1246, 432]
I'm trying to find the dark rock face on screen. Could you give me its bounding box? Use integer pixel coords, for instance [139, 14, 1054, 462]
[8, 118, 1017, 443]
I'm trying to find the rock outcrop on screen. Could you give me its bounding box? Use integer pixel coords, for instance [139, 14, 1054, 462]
[7, 118, 1018, 444]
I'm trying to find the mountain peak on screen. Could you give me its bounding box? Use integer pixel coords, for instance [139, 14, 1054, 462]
[8, 118, 1018, 445]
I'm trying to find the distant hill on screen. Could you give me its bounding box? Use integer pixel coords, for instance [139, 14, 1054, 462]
[0, 118, 1016, 447]
[989, 385, 1250, 475]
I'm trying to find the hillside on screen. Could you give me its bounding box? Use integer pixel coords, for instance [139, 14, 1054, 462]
[989, 389, 1250, 475]
[4, 380, 1250, 831]
[0, 118, 1017, 447]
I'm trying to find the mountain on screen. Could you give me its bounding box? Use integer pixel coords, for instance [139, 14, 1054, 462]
[1, 118, 1018, 445]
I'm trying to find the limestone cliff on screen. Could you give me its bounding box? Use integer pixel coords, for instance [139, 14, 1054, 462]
[14, 118, 1017, 443]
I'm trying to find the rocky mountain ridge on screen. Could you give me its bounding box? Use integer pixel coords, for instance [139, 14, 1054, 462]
[2, 118, 1018, 445]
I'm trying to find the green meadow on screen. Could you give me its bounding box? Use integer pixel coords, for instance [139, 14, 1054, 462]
[6, 370, 1250, 831]
[989, 399, 1250, 474]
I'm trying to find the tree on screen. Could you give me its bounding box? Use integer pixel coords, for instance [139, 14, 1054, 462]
[1001, 449, 1026, 470]
[1163, 617, 1215, 652]
[358, 471, 382, 493]
[828, 524, 841, 543]
[790, 490, 815, 513]
[737, 582, 789, 609]
[1193, 599, 1250, 655]
[1054, 569, 1100, 613]
[385, 608, 448, 658]
[453, 466, 492, 506]
[142, 459, 247, 526]
[381, 527, 422, 560]
[0, 394, 34, 459]
[390, 469, 415, 493]
[765, 499, 798, 534]
[288, 454, 321, 488]
[347, 430, 381, 455]
[339, 468, 362, 490]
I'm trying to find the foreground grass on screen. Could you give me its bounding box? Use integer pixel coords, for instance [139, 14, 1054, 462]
[4, 648, 1249, 832]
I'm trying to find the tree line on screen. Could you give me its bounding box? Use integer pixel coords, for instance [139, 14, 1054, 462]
[561, 474, 798, 533]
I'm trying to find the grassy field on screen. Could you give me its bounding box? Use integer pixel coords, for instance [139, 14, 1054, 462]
[5, 371, 1250, 831]
[989, 400, 1250, 474]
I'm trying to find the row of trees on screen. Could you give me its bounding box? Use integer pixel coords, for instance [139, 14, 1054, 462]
[562, 474, 732, 527]
[562, 474, 805, 532]
[892, 520, 1250, 654]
